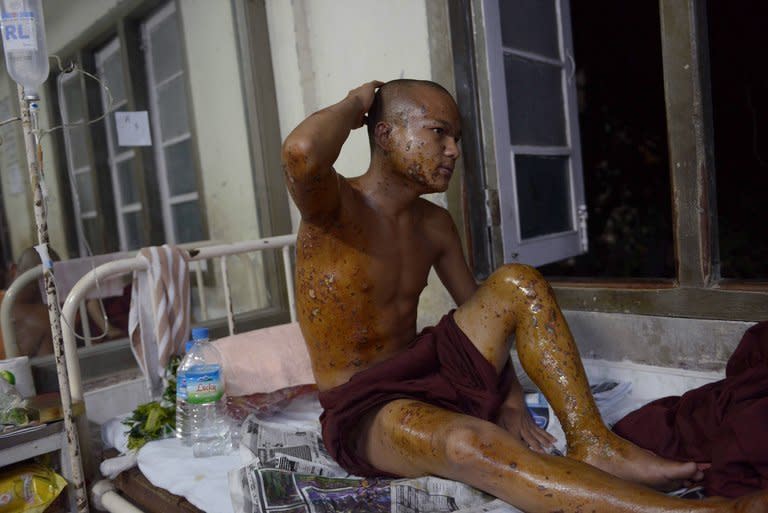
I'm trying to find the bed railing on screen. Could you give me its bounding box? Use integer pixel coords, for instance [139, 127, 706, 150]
[1, 265, 44, 358]
[1, 237, 290, 358]
[1, 234, 297, 402]
[2, 266, 118, 357]
[63, 234, 297, 402]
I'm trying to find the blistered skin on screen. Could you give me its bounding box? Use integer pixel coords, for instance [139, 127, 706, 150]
[292, 85, 464, 391]
[296, 179, 441, 391]
[456, 266, 605, 445]
[283, 82, 768, 513]
[363, 264, 768, 512]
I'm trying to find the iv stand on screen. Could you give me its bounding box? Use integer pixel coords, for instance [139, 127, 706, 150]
[17, 84, 90, 513]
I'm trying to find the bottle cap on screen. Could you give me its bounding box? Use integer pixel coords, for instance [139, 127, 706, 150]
[191, 327, 209, 340]
[185, 341, 194, 353]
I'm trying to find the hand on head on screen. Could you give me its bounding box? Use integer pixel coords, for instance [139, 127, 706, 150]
[348, 80, 384, 128]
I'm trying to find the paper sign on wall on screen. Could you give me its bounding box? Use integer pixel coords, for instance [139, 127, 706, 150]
[115, 111, 152, 146]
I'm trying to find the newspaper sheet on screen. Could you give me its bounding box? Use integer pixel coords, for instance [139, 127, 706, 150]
[230, 414, 524, 513]
[239, 415, 348, 477]
[229, 383, 700, 513]
[229, 467, 524, 513]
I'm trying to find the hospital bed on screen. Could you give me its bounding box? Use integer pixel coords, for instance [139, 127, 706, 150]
[44, 234, 532, 513]
[2, 235, 678, 513]
[57, 235, 299, 513]
[1, 235, 303, 513]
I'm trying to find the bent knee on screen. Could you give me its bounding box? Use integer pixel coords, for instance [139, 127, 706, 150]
[490, 263, 542, 283]
[486, 264, 553, 298]
[442, 422, 509, 469]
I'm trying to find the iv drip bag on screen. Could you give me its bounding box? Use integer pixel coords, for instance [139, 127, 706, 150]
[0, 0, 49, 98]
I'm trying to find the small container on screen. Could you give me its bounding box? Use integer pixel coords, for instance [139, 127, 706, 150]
[0, 0, 50, 98]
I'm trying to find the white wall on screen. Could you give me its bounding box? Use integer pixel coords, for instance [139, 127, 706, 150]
[0, 0, 268, 310]
[4, 1, 264, 254]
[179, 1, 268, 310]
[178, 1, 262, 245]
[0, 71, 35, 259]
[43, 0, 122, 52]
[267, 0, 434, 226]
[268, 0, 432, 173]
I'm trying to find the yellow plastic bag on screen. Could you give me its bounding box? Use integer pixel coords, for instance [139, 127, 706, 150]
[0, 464, 67, 513]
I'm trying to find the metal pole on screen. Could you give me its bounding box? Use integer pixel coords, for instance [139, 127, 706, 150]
[18, 85, 89, 513]
[220, 256, 235, 336]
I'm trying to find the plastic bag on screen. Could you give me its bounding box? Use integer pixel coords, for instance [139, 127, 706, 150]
[0, 380, 32, 426]
[0, 464, 67, 513]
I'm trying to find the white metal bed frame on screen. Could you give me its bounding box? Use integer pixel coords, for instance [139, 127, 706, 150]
[1, 234, 297, 513]
[1, 237, 294, 356]
[59, 234, 297, 404]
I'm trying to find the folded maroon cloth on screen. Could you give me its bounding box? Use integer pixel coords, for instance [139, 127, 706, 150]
[613, 321, 768, 497]
[319, 311, 513, 477]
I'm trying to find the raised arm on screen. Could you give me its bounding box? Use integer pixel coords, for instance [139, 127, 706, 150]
[282, 81, 383, 221]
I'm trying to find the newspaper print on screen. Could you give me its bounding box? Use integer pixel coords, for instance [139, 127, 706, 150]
[390, 476, 500, 513]
[230, 468, 391, 513]
[229, 383, 698, 513]
[240, 415, 348, 477]
[229, 467, 522, 513]
[229, 413, 522, 513]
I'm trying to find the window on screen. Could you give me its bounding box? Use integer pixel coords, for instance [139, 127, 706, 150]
[95, 38, 147, 250]
[453, 0, 768, 321]
[480, 0, 587, 267]
[15, 0, 294, 390]
[142, 2, 204, 244]
[55, 1, 205, 256]
[58, 71, 105, 254]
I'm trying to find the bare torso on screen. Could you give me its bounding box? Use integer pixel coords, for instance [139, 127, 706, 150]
[296, 177, 446, 390]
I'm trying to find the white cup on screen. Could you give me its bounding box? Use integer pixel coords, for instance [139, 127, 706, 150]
[0, 356, 36, 397]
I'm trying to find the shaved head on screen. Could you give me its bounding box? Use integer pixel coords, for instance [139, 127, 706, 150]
[366, 79, 455, 151]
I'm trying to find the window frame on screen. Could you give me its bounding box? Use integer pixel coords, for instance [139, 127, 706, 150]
[94, 36, 145, 251]
[28, 0, 295, 390]
[450, 0, 768, 322]
[57, 67, 104, 256]
[50, 0, 208, 254]
[141, 1, 205, 245]
[0, 94, 23, 269]
[480, 0, 588, 267]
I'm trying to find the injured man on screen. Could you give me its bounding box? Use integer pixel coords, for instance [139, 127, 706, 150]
[281, 79, 767, 513]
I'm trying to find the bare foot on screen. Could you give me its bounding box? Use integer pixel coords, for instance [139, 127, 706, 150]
[567, 430, 703, 491]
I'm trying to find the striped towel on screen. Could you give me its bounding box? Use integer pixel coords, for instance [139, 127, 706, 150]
[128, 245, 191, 398]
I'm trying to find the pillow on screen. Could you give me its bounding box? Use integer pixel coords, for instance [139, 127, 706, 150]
[212, 322, 315, 397]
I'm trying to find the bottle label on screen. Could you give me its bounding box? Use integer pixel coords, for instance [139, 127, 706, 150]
[185, 365, 224, 404]
[1, 10, 38, 52]
[176, 371, 187, 400]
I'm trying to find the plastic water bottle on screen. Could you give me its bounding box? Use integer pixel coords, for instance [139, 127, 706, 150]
[186, 327, 231, 457]
[0, 0, 50, 99]
[175, 340, 195, 445]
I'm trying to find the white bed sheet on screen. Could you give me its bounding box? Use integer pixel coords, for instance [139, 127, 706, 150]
[128, 394, 326, 513]
[113, 379, 644, 513]
[138, 438, 243, 513]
